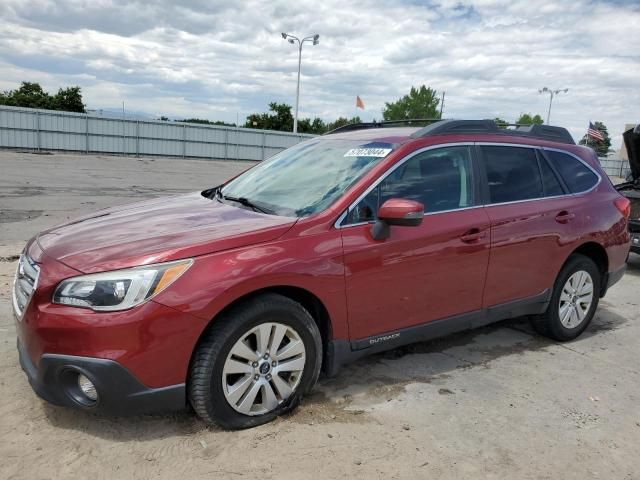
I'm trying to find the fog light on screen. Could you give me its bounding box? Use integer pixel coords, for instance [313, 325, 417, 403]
[77, 374, 98, 402]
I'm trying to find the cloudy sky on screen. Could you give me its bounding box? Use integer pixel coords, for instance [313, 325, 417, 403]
[0, 0, 638, 147]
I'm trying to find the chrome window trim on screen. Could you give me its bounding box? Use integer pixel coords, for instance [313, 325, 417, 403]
[334, 143, 474, 228]
[337, 205, 486, 230]
[478, 145, 602, 208]
[334, 209, 349, 228]
[540, 146, 602, 193]
[334, 142, 602, 228]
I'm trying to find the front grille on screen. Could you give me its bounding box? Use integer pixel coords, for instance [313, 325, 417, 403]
[12, 255, 40, 318]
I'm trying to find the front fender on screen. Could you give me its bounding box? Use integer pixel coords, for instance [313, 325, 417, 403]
[152, 231, 349, 340]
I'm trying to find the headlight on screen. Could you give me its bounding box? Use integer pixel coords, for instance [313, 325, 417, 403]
[52, 259, 193, 311]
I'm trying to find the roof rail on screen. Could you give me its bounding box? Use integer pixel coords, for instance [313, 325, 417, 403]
[326, 118, 575, 145]
[409, 119, 575, 144]
[325, 118, 441, 135]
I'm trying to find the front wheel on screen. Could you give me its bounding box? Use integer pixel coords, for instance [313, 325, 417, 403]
[531, 254, 601, 341]
[188, 293, 322, 429]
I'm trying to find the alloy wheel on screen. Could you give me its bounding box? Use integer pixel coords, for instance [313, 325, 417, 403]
[222, 322, 306, 416]
[558, 270, 594, 329]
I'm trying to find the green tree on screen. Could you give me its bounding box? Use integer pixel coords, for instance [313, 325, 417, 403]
[0, 82, 85, 112]
[52, 86, 85, 112]
[383, 85, 440, 121]
[177, 118, 236, 127]
[494, 117, 508, 128]
[244, 102, 294, 132]
[516, 113, 544, 125]
[297, 117, 326, 134]
[0, 82, 51, 109]
[578, 121, 611, 157]
[326, 116, 362, 132]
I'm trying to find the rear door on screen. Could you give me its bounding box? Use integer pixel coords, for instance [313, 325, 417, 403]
[479, 144, 584, 307]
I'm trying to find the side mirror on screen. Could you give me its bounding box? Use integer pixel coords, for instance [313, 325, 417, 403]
[371, 198, 424, 241]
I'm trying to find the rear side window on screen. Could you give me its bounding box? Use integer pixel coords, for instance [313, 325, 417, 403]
[481, 146, 543, 203]
[545, 150, 599, 193]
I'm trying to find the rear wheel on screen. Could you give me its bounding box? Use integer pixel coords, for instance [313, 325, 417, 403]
[188, 293, 322, 429]
[531, 254, 601, 341]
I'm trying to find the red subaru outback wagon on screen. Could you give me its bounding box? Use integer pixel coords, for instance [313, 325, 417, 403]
[14, 119, 631, 429]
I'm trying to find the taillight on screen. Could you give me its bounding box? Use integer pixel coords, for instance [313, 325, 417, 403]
[614, 197, 631, 219]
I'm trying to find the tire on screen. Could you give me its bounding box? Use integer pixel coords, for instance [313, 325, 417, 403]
[531, 254, 601, 341]
[188, 293, 322, 429]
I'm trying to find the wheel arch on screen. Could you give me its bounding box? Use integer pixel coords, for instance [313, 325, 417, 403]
[188, 285, 334, 378]
[564, 241, 609, 296]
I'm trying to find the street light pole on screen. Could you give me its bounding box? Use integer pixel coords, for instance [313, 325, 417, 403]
[282, 32, 319, 133]
[294, 40, 302, 134]
[539, 87, 569, 124]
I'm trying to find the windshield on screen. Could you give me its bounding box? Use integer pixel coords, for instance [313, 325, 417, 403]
[220, 138, 396, 217]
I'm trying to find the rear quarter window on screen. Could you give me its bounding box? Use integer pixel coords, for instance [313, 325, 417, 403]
[545, 150, 599, 193]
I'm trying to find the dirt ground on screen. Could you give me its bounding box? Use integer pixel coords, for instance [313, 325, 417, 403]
[1, 150, 639, 479]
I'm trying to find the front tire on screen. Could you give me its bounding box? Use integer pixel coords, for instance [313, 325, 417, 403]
[188, 293, 322, 429]
[531, 254, 601, 341]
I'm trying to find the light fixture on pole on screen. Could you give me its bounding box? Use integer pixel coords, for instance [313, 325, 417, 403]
[539, 87, 568, 125]
[281, 32, 320, 133]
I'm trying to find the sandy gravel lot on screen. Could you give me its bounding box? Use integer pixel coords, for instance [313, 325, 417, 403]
[1, 150, 639, 479]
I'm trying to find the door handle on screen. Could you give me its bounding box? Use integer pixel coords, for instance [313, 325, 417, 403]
[555, 211, 575, 224]
[461, 228, 486, 243]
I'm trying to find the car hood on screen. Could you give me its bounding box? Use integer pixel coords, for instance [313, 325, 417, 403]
[623, 125, 640, 181]
[37, 192, 297, 273]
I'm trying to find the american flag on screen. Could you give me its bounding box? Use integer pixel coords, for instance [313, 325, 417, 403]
[587, 122, 604, 141]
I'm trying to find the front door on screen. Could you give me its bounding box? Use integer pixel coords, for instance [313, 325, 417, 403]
[339, 145, 491, 340]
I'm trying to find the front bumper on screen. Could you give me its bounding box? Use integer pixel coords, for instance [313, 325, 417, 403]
[18, 338, 186, 415]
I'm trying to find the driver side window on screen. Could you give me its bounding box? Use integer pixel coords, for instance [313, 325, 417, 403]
[345, 146, 475, 224]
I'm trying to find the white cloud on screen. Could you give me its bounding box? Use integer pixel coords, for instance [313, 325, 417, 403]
[0, 0, 638, 147]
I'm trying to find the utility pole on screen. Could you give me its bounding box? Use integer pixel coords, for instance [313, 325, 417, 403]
[440, 91, 445, 119]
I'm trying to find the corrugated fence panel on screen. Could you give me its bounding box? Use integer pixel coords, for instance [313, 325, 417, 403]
[139, 138, 183, 156]
[0, 128, 36, 148]
[265, 133, 306, 148]
[186, 142, 227, 159]
[40, 113, 86, 134]
[236, 145, 263, 161]
[0, 105, 314, 161]
[598, 158, 631, 178]
[264, 146, 284, 158]
[140, 121, 187, 141]
[89, 134, 121, 153]
[41, 131, 85, 151]
[0, 109, 37, 130]
[185, 126, 227, 144]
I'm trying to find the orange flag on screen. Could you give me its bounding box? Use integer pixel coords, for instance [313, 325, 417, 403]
[355, 95, 365, 109]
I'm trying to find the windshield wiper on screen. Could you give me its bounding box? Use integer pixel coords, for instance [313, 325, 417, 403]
[218, 191, 274, 215]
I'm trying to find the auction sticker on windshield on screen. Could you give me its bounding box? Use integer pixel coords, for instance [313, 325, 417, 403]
[344, 148, 392, 157]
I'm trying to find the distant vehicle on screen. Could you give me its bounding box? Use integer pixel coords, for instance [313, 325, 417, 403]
[14, 119, 631, 429]
[615, 125, 640, 253]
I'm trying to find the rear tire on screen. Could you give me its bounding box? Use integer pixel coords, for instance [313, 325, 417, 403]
[188, 293, 322, 429]
[531, 254, 601, 341]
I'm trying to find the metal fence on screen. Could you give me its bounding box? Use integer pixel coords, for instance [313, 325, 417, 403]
[0, 105, 314, 161]
[598, 157, 631, 179]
